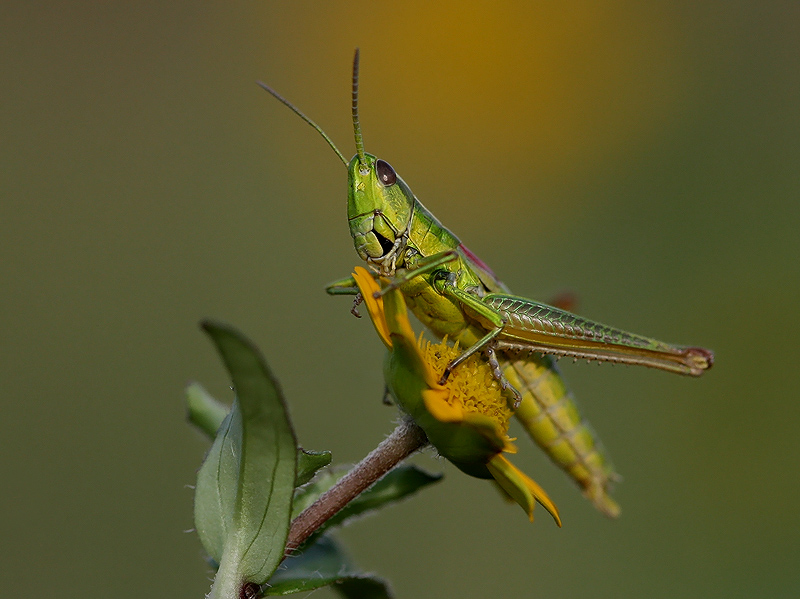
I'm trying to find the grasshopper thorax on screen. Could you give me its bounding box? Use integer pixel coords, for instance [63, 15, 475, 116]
[347, 152, 415, 274]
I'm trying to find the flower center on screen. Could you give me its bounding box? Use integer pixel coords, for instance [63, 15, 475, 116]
[418, 335, 513, 433]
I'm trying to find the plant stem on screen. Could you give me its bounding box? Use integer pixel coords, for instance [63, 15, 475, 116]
[284, 417, 428, 555]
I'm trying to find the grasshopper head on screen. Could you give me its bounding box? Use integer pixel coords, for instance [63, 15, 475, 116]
[347, 152, 415, 273]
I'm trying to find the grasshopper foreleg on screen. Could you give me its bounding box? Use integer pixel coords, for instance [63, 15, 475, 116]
[372, 250, 459, 298]
[325, 276, 359, 296]
[325, 275, 364, 317]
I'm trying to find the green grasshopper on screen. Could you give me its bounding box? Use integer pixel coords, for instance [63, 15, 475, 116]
[258, 50, 713, 517]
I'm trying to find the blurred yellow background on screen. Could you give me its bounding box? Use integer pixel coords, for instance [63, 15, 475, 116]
[2, 2, 798, 597]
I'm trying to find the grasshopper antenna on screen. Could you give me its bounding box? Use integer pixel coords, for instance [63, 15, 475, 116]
[351, 48, 369, 172]
[256, 80, 348, 167]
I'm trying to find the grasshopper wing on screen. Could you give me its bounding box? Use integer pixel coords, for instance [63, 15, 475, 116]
[457, 243, 511, 293]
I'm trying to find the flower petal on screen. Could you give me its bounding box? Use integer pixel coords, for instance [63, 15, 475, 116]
[501, 440, 519, 454]
[382, 290, 443, 390]
[486, 454, 562, 527]
[421, 389, 463, 422]
[382, 287, 420, 348]
[352, 267, 392, 348]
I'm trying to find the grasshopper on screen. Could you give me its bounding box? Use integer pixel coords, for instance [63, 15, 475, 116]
[259, 50, 713, 517]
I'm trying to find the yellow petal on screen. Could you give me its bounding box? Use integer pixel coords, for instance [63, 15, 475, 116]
[352, 267, 391, 348]
[486, 454, 562, 527]
[382, 286, 419, 347]
[502, 440, 519, 454]
[422, 389, 463, 422]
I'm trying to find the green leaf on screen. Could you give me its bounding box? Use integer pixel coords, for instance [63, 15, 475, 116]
[292, 465, 442, 539]
[264, 536, 392, 597]
[296, 448, 332, 486]
[187, 384, 329, 488]
[194, 321, 298, 598]
[186, 381, 229, 438]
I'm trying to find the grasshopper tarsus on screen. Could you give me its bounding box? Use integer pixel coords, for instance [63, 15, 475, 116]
[351, 293, 364, 318]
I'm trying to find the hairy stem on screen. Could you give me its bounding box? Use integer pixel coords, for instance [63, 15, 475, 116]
[284, 418, 428, 555]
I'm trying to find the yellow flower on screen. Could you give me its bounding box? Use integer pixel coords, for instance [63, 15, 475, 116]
[352, 267, 561, 526]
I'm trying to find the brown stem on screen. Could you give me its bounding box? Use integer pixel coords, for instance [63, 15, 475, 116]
[284, 417, 428, 555]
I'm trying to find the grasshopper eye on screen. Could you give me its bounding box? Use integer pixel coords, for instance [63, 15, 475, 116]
[376, 159, 397, 186]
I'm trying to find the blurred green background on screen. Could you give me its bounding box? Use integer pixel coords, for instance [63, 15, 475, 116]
[3, 2, 798, 597]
